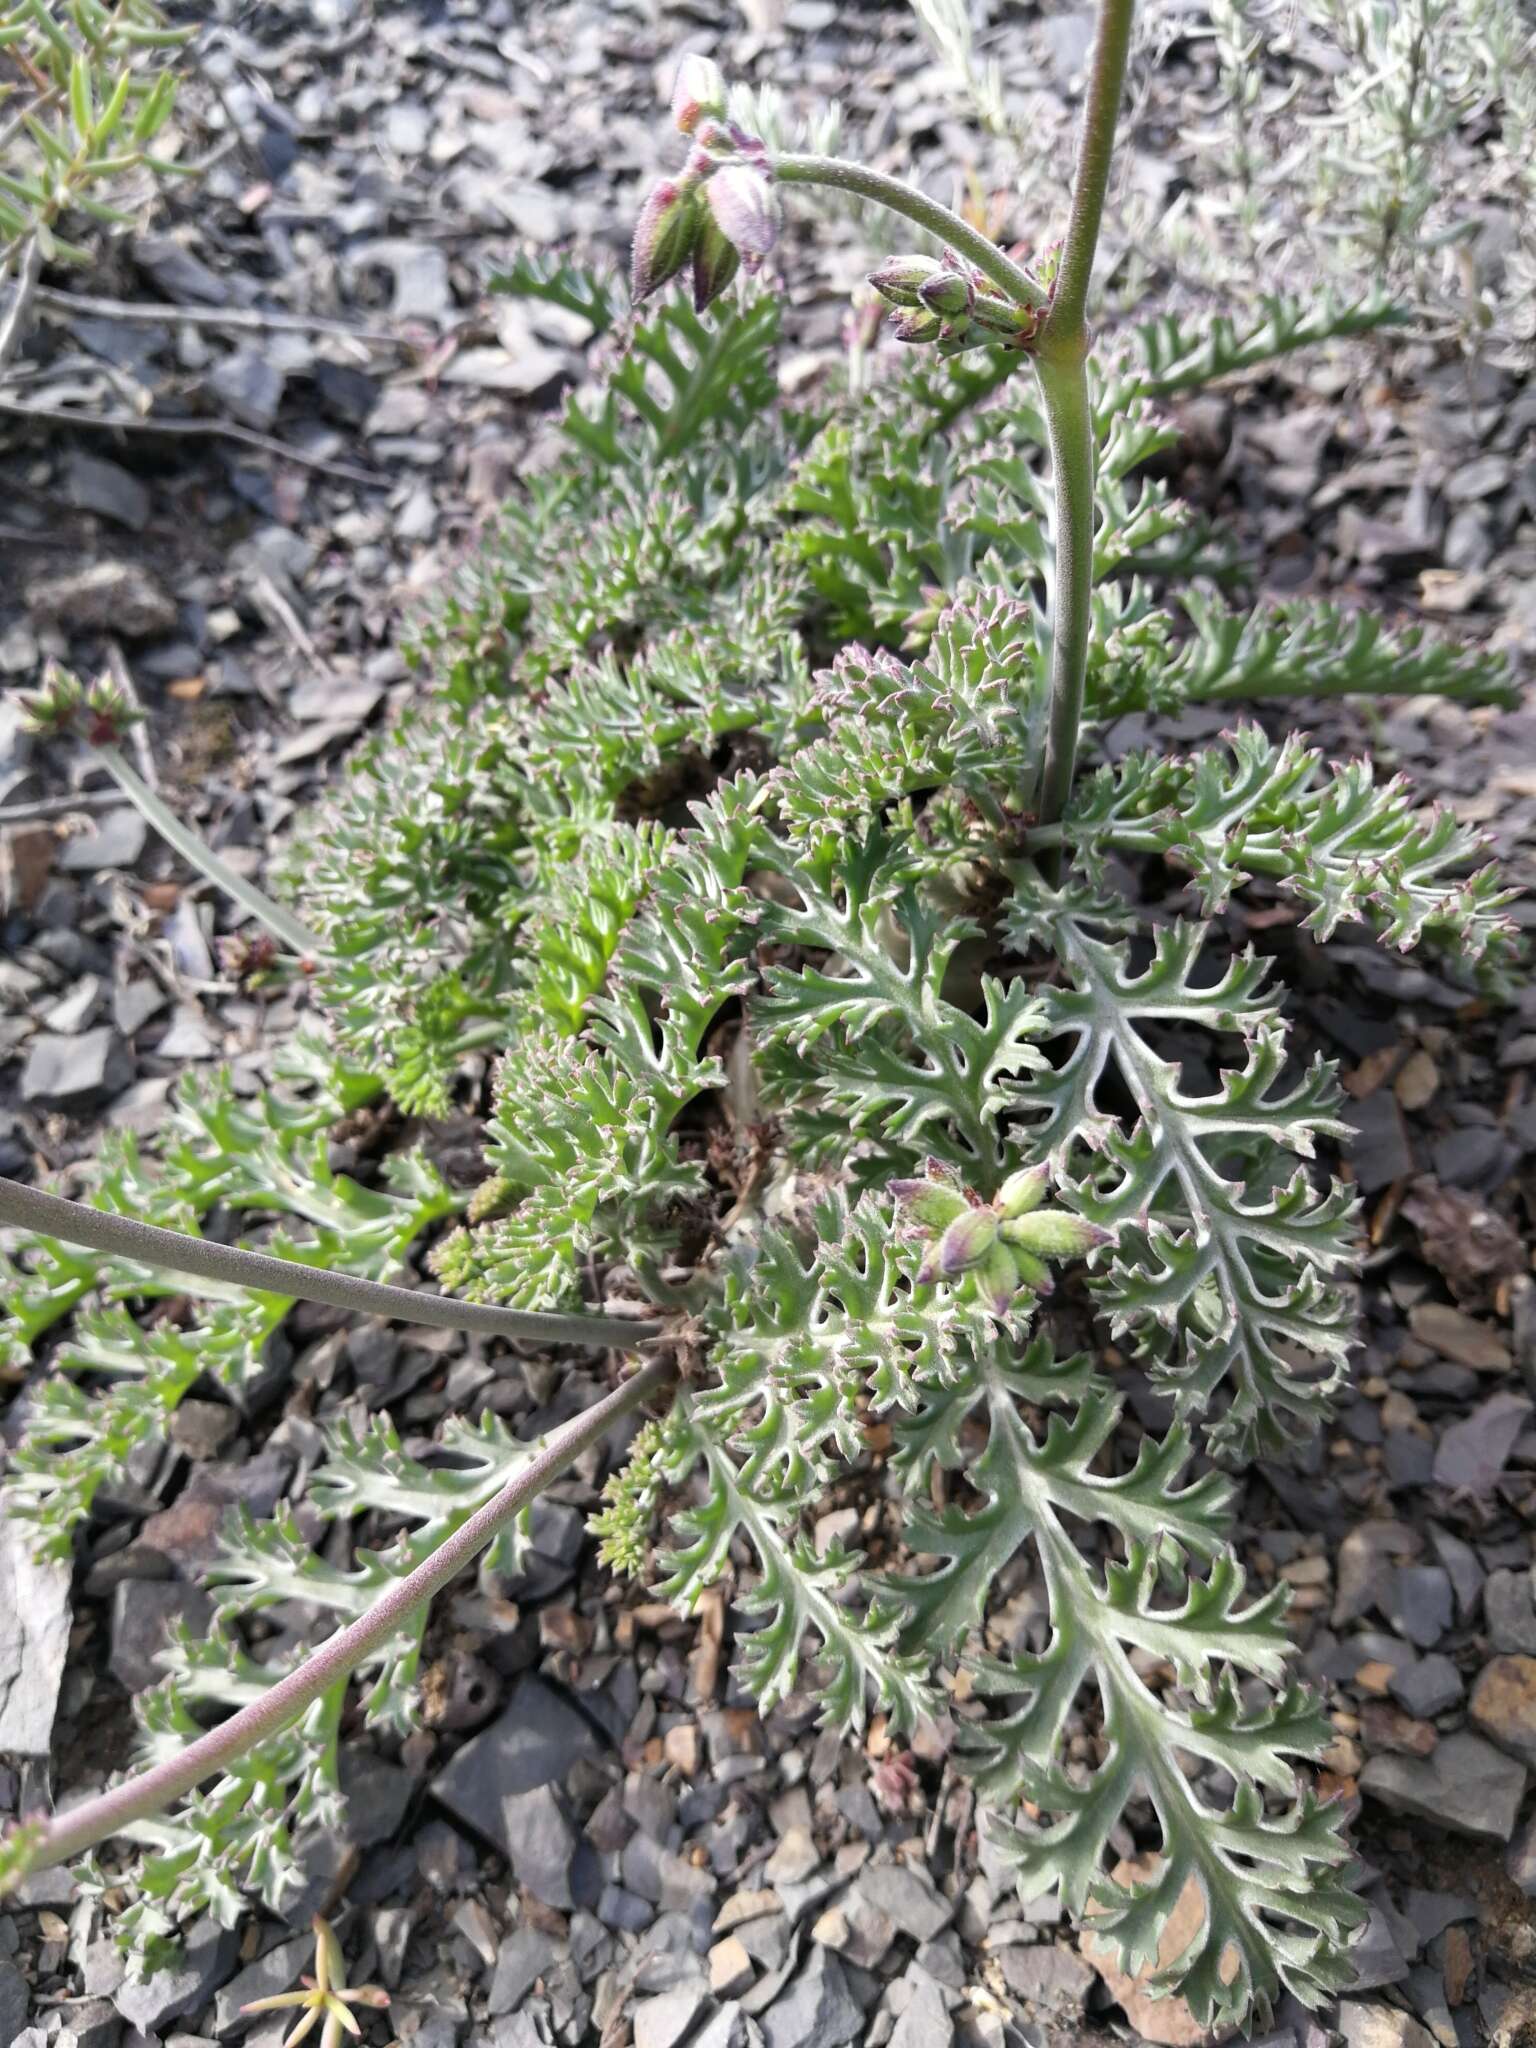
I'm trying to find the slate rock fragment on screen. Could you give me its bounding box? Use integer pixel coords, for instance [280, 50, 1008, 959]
[430, 1673, 605, 1858]
[1485, 1569, 1536, 1653]
[57, 811, 150, 874]
[1469, 1654, 1536, 1765]
[760, 1947, 863, 2048]
[20, 1026, 133, 1110]
[0, 1961, 29, 2042]
[109, 1579, 214, 1693]
[27, 559, 176, 638]
[212, 1934, 314, 2034]
[0, 1519, 71, 1756]
[1389, 1654, 1463, 1719]
[63, 452, 151, 531]
[854, 1861, 952, 1941]
[1359, 1730, 1527, 1841]
[113, 1916, 238, 2032]
[1432, 1392, 1530, 1490]
[1388, 1566, 1453, 1649]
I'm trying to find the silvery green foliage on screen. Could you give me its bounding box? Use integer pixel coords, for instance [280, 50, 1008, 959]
[0, 0, 189, 268]
[1, 264, 1516, 2024]
[913, 0, 1534, 350]
[1175, 0, 1535, 352]
[3, 1044, 443, 1555]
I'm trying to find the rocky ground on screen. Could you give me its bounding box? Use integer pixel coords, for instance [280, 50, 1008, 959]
[1, 3, 1534, 2048]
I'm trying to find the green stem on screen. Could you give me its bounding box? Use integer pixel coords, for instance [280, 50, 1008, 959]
[6, 1356, 675, 1880]
[95, 744, 324, 959]
[0, 1176, 662, 1350]
[774, 154, 1048, 312]
[1030, 0, 1137, 833]
[1033, 356, 1096, 834]
[450, 1018, 514, 1056]
[1037, 0, 1138, 356]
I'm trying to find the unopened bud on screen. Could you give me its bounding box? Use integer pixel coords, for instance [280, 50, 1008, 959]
[890, 306, 943, 344]
[936, 1207, 998, 1277]
[918, 269, 974, 318]
[976, 1242, 1020, 1316]
[890, 1178, 967, 1228]
[1001, 1209, 1112, 1258]
[22, 663, 141, 747]
[706, 162, 778, 264]
[1011, 1249, 1052, 1295]
[632, 177, 703, 302]
[868, 254, 943, 309]
[692, 209, 741, 310]
[671, 53, 727, 136]
[969, 294, 1040, 339]
[996, 1164, 1049, 1220]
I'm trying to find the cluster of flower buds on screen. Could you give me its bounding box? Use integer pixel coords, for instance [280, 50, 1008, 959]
[891, 1160, 1111, 1315]
[631, 55, 779, 312]
[20, 663, 142, 748]
[218, 931, 282, 984]
[868, 247, 1045, 357]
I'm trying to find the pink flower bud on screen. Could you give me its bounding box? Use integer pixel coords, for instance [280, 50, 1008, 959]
[1000, 1210, 1112, 1258]
[867, 255, 943, 309]
[671, 53, 727, 136]
[917, 270, 974, 318]
[890, 307, 943, 344]
[705, 162, 778, 265]
[937, 1208, 998, 1277]
[889, 1179, 967, 1228]
[631, 177, 703, 302]
[692, 210, 741, 310]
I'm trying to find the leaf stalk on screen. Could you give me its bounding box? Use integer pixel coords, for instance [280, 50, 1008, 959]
[94, 744, 323, 959]
[6, 1355, 676, 1879]
[0, 1177, 662, 1349]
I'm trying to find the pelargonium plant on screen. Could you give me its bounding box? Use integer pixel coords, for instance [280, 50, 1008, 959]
[0, 0, 1518, 2031]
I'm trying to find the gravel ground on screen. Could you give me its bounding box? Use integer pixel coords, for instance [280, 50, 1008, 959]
[1, 4, 1533, 2048]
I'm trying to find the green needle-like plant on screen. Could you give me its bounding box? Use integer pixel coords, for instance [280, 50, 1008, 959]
[0, 6, 1520, 2030]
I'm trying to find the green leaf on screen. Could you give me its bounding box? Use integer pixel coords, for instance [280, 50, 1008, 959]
[486, 248, 618, 335]
[566, 294, 782, 471]
[1023, 917, 1358, 1456]
[68, 51, 93, 135]
[1059, 726, 1519, 970]
[771, 593, 1047, 839]
[1125, 286, 1404, 395]
[657, 1408, 936, 1735]
[880, 1353, 1362, 2028]
[754, 823, 1046, 1184]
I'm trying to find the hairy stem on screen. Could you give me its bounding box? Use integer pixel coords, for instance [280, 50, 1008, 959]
[774, 154, 1049, 311]
[1032, 0, 1137, 834]
[1033, 356, 1096, 833]
[1037, 0, 1138, 355]
[9, 1356, 676, 1878]
[95, 744, 323, 959]
[0, 1177, 662, 1349]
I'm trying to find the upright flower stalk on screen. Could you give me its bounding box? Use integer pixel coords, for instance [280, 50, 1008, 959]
[1032, 0, 1138, 828]
[635, 0, 1138, 828]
